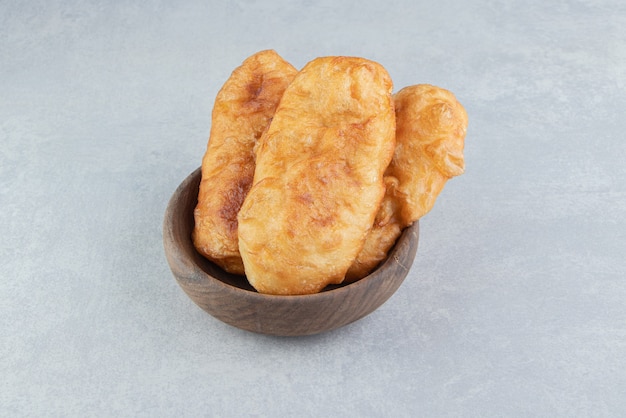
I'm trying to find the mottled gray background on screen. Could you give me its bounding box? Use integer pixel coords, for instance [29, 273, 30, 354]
[2, 0, 625, 416]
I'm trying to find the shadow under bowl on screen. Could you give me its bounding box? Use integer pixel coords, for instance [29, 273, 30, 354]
[163, 168, 419, 336]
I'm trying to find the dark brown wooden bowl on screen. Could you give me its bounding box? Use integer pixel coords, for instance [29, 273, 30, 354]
[163, 168, 419, 336]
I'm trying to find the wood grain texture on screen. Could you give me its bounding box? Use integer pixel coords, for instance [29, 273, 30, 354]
[163, 168, 419, 336]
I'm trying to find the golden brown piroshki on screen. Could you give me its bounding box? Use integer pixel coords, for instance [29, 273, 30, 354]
[193, 50, 297, 275]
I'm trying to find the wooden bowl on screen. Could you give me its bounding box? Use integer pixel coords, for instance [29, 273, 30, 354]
[163, 168, 419, 336]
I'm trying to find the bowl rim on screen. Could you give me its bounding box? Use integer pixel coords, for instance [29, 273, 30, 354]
[164, 167, 419, 301]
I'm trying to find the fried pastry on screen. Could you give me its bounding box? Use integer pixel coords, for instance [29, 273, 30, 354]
[344, 176, 404, 281]
[238, 56, 396, 295]
[345, 84, 468, 281]
[388, 84, 467, 224]
[193, 50, 297, 275]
